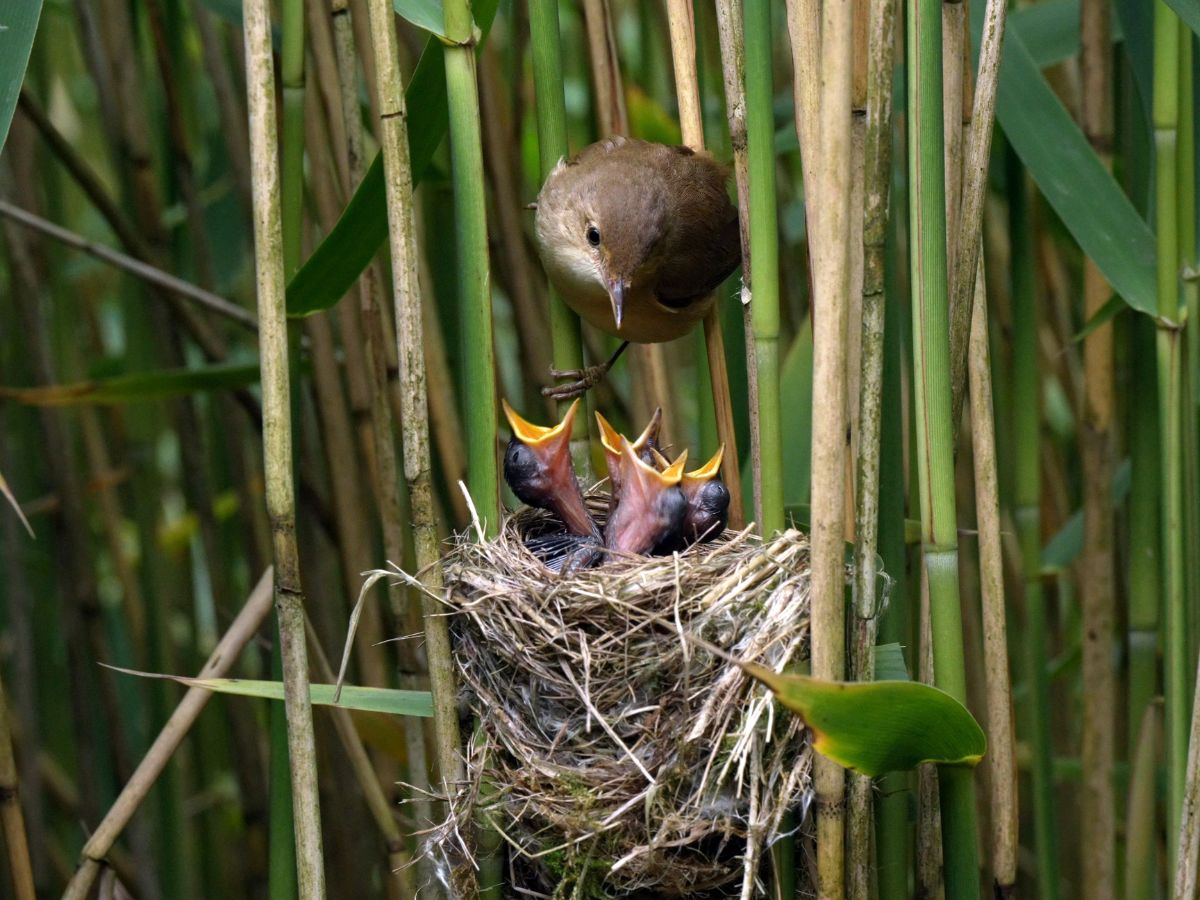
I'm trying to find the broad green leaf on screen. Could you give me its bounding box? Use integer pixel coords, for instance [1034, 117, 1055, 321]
[779, 317, 813, 508]
[110, 668, 434, 718]
[1163, 0, 1200, 39]
[0, 362, 261, 406]
[873, 643, 911, 682]
[1041, 459, 1132, 572]
[0, 0, 43, 153]
[392, 0, 447, 37]
[973, 5, 1157, 318]
[285, 0, 501, 317]
[1008, 0, 1125, 68]
[744, 664, 986, 776]
[1075, 293, 1128, 342]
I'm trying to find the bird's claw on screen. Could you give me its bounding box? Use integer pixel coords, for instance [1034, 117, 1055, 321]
[541, 364, 609, 400]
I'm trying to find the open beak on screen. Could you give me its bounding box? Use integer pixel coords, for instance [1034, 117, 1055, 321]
[605, 438, 686, 555]
[682, 445, 725, 492]
[606, 278, 628, 330]
[595, 408, 664, 500]
[680, 445, 729, 546]
[501, 398, 598, 537]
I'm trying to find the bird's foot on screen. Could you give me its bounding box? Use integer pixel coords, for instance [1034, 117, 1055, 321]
[541, 363, 610, 400]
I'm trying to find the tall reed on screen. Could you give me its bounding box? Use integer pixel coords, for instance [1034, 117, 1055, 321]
[907, 0, 979, 892]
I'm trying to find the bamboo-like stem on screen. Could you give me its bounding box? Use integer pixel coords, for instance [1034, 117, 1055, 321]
[907, 0, 980, 894]
[62, 571, 275, 900]
[966, 252, 1016, 896]
[243, 0, 327, 891]
[0, 670, 35, 900]
[1009, 150, 1060, 900]
[444, 0, 498, 530]
[0, 201, 257, 329]
[529, 0, 590, 470]
[744, 0, 783, 538]
[193, 3, 254, 217]
[1077, 0, 1116, 894]
[1153, 3, 1186, 871]
[712, 0, 759, 533]
[361, 0, 471, 894]
[664, 0, 744, 529]
[947, 0, 1005, 424]
[1176, 650, 1200, 898]
[848, 0, 898, 890]
[280, 0, 307, 277]
[1127, 702, 1161, 900]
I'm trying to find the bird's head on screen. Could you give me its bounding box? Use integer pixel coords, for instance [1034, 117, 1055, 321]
[605, 438, 687, 555]
[595, 408, 663, 499]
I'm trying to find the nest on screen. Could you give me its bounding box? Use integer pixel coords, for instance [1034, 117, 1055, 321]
[427, 495, 815, 898]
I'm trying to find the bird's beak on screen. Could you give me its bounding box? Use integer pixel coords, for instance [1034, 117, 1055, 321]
[606, 439, 686, 554]
[596, 407, 664, 498]
[683, 445, 725, 490]
[632, 407, 663, 463]
[502, 398, 597, 537]
[606, 278, 628, 330]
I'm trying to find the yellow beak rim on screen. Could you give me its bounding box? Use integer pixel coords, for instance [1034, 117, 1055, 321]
[684, 445, 724, 483]
[502, 398, 580, 446]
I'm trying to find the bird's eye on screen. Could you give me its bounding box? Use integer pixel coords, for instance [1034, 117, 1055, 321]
[586, 225, 601, 247]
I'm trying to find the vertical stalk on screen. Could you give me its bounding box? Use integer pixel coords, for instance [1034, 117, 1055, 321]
[907, 0, 980, 894]
[243, 0, 326, 894]
[743, 0, 782, 536]
[1009, 149, 1060, 900]
[528, 0, 589, 468]
[848, 0, 898, 892]
[444, 0, 498, 530]
[1176, 653, 1200, 897]
[1153, 2, 1186, 869]
[966, 253, 1017, 896]
[665, 0, 745, 529]
[360, 0, 471, 894]
[0, 670, 35, 900]
[1127, 703, 1161, 900]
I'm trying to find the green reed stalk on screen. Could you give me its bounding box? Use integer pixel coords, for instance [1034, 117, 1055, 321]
[1153, 3, 1186, 868]
[742, 0, 782, 535]
[244, 0, 326, 895]
[1009, 148, 1060, 900]
[444, 0, 498, 531]
[280, 0, 306, 276]
[907, 0, 979, 893]
[529, 0, 589, 467]
[0, 670, 35, 900]
[1127, 703, 1161, 900]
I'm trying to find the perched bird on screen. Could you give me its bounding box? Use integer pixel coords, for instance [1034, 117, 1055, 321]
[650, 446, 731, 553]
[501, 399, 599, 540]
[534, 137, 741, 398]
[593, 408, 662, 503]
[604, 437, 688, 557]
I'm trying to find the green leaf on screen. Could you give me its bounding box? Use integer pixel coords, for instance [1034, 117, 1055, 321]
[1163, 0, 1200, 39]
[1041, 459, 1132, 572]
[393, 0, 447, 37]
[110, 669, 435, 718]
[1074, 293, 1128, 342]
[1008, 0, 1125, 68]
[0, 362, 262, 406]
[284, 0, 501, 317]
[744, 665, 986, 776]
[974, 5, 1158, 317]
[0, 0, 43, 153]
[873, 643, 911, 681]
[779, 317, 813, 508]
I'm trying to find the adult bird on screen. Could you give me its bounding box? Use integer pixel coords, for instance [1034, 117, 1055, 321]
[534, 137, 741, 398]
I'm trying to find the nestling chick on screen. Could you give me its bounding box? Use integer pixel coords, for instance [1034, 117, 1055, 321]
[650, 446, 731, 554]
[604, 438, 687, 557]
[534, 138, 740, 397]
[593, 408, 663, 504]
[501, 399, 599, 539]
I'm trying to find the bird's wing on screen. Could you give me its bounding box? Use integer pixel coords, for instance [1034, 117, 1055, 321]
[653, 202, 741, 308]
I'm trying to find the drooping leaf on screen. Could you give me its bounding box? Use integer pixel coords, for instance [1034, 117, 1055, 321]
[973, 5, 1157, 318]
[0, 0, 43, 153]
[744, 664, 987, 776]
[1163, 0, 1200, 39]
[873, 643, 911, 682]
[0, 362, 261, 406]
[284, 0, 501, 317]
[392, 0, 447, 37]
[1008, 0, 1125, 68]
[108, 668, 434, 718]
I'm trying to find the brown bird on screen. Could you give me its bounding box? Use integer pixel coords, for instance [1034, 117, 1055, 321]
[501, 399, 599, 540]
[593, 407, 663, 502]
[650, 446, 730, 553]
[604, 437, 687, 557]
[534, 137, 741, 398]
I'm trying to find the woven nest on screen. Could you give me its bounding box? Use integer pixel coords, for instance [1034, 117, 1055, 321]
[427, 494, 815, 898]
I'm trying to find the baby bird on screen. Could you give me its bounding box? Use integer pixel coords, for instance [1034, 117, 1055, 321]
[604, 437, 688, 557]
[534, 137, 741, 398]
[593, 408, 663, 504]
[650, 446, 731, 553]
[501, 399, 599, 540]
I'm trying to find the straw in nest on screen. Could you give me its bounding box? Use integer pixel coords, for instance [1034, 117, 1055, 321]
[426, 495, 815, 898]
